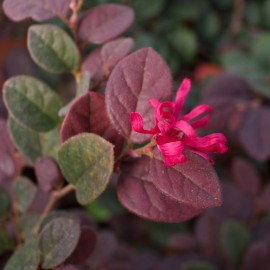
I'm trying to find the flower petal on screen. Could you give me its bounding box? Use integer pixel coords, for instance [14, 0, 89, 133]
[189, 115, 210, 129]
[164, 154, 187, 166]
[174, 78, 191, 118]
[181, 104, 213, 122]
[184, 133, 228, 153]
[155, 101, 175, 122]
[149, 99, 160, 108]
[175, 120, 197, 137]
[157, 140, 185, 156]
[130, 112, 158, 134]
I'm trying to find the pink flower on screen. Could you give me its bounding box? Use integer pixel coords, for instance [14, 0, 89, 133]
[130, 78, 227, 166]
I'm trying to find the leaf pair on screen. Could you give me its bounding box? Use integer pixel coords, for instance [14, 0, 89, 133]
[3, 76, 62, 164]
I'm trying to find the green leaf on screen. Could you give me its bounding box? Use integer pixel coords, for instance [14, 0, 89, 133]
[0, 228, 15, 255]
[12, 177, 37, 213]
[262, 0, 270, 27]
[251, 33, 270, 70]
[4, 76, 63, 132]
[4, 238, 40, 270]
[85, 187, 124, 222]
[40, 211, 78, 231]
[132, 0, 165, 21]
[182, 262, 217, 270]
[58, 133, 114, 205]
[28, 24, 80, 73]
[221, 220, 251, 264]
[167, 27, 198, 63]
[222, 50, 270, 98]
[0, 186, 11, 217]
[8, 117, 61, 164]
[39, 217, 81, 269]
[148, 222, 188, 246]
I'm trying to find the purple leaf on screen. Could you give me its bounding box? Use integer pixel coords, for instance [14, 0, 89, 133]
[168, 233, 198, 252]
[238, 107, 270, 161]
[117, 151, 221, 222]
[257, 183, 270, 213]
[56, 265, 79, 270]
[101, 37, 134, 74]
[86, 230, 118, 269]
[0, 119, 15, 153]
[231, 157, 261, 196]
[219, 181, 252, 221]
[65, 226, 97, 265]
[81, 48, 103, 85]
[105, 48, 172, 143]
[61, 91, 124, 157]
[201, 73, 253, 132]
[78, 4, 134, 44]
[3, 0, 70, 22]
[4, 47, 34, 77]
[35, 156, 64, 192]
[195, 209, 225, 257]
[242, 241, 270, 270]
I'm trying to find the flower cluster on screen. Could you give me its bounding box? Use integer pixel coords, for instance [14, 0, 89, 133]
[130, 78, 227, 166]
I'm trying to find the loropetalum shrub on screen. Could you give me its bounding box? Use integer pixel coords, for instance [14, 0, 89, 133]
[0, 0, 228, 269]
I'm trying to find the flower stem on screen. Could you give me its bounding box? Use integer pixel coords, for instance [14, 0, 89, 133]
[34, 184, 75, 233]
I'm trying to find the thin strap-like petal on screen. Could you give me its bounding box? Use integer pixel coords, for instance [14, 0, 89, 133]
[181, 104, 213, 122]
[155, 101, 175, 122]
[174, 78, 191, 118]
[190, 115, 210, 129]
[130, 112, 158, 134]
[175, 120, 197, 137]
[184, 133, 227, 153]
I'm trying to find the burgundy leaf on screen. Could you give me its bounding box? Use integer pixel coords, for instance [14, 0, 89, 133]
[239, 107, 270, 161]
[117, 151, 221, 222]
[257, 183, 270, 213]
[195, 209, 225, 257]
[86, 230, 118, 269]
[134, 252, 160, 270]
[220, 181, 252, 221]
[0, 119, 26, 176]
[101, 38, 134, 74]
[242, 241, 270, 270]
[0, 119, 15, 153]
[4, 47, 34, 77]
[35, 156, 64, 192]
[110, 214, 146, 243]
[65, 226, 97, 265]
[56, 265, 79, 270]
[81, 48, 103, 85]
[78, 4, 134, 44]
[168, 233, 198, 252]
[61, 91, 124, 157]
[231, 157, 261, 196]
[201, 73, 254, 132]
[105, 48, 172, 143]
[3, 0, 70, 22]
